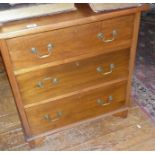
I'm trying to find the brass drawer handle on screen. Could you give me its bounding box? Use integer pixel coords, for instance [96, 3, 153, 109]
[96, 64, 115, 75]
[97, 96, 113, 106]
[36, 77, 59, 88]
[97, 30, 117, 43]
[42, 111, 63, 123]
[31, 43, 54, 59]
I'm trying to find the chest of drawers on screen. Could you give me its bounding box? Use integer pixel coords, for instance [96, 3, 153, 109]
[0, 4, 149, 147]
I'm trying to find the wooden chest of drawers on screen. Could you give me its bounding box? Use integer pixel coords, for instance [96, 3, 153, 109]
[0, 4, 149, 147]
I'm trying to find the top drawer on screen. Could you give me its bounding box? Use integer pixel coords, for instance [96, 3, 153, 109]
[6, 15, 134, 70]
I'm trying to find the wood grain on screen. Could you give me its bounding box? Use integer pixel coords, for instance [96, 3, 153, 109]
[0, 4, 149, 39]
[0, 113, 21, 133]
[25, 81, 127, 136]
[0, 40, 32, 140]
[126, 12, 141, 106]
[16, 49, 129, 106]
[113, 109, 128, 118]
[1, 69, 155, 151]
[14, 44, 131, 75]
[0, 4, 149, 147]
[0, 128, 25, 151]
[6, 15, 133, 71]
[0, 72, 18, 116]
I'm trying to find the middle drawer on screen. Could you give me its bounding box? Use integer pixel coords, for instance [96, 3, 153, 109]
[16, 49, 129, 106]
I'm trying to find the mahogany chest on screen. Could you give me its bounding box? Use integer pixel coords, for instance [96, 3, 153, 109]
[0, 4, 149, 147]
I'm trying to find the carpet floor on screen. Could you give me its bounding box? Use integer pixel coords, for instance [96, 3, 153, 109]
[132, 14, 155, 122]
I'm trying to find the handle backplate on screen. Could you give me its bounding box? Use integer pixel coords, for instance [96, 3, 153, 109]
[36, 77, 59, 88]
[31, 43, 54, 59]
[97, 96, 113, 106]
[97, 30, 117, 43]
[96, 64, 115, 75]
[42, 111, 62, 123]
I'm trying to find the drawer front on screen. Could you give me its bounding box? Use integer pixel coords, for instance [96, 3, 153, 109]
[7, 15, 134, 70]
[25, 82, 127, 135]
[16, 50, 129, 106]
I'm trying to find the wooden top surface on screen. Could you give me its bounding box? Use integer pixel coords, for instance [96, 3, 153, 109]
[0, 4, 149, 39]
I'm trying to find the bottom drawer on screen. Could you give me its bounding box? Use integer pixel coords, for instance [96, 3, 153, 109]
[25, 81, 127, 136]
